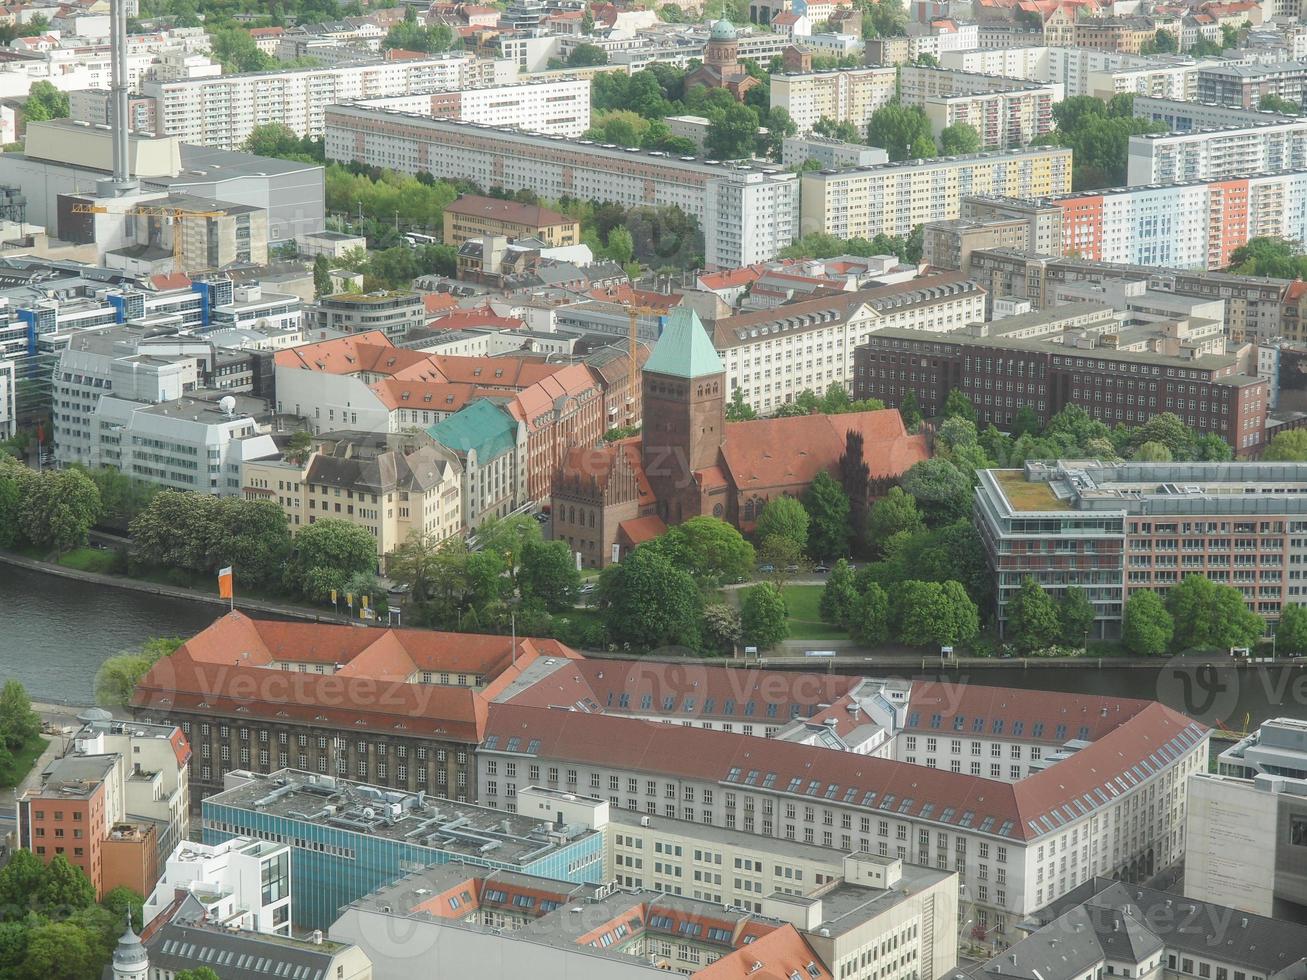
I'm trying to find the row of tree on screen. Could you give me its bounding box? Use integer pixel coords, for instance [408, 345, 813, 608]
[1122, 575, 1265, 656]
[0, 456, 101, 555]
[0, 680, 41, 787]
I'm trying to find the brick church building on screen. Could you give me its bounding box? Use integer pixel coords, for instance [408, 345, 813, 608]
[550, 307, 928, 567]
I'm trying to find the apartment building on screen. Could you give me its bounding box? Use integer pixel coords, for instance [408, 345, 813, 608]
[202, 769, 606, 930]
[1195, 59, 1307, 110]
[352, 76, 592, 137]
[241, 432, 463, 565]
[798, 146, 1073, 240]
[1053, 171, 1307, 271]
[899, 66, 1057, 150]
[975, 461, 1307, 639]
[781, 135, 888, 169]
[980, 878, 1307, 980]
[857, 324, 1267, 455]
[942, 46, 1199, 101]
[1131, 94, 1297, 131]
[143, 836, 294, 936]
[142, 55, 512, 148]
[769, 67, 897, 135]
[323, 106, 799, 270]
[476, 693, 1208, 938]
[710, 274, 987, 413]
[1126, 119, 1307, 185]
[443, 194, 581, 247]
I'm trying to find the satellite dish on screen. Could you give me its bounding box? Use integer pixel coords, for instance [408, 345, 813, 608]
[218, 395, 236, 416]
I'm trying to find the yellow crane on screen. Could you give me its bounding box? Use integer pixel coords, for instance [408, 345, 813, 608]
[71, 201, 226, 273]
[622, 303, 663, 428]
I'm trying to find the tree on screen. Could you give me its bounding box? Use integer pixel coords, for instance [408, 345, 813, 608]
[1166, 575, 1264, 652]
[383, 19, 456, 53]
[283, 519, 376, 598]
[726, 389, 758, 421]
[20, 467, 100, 553]
[101, 887, 144, 933]
[1133, 440, 1173, 462]
[757, 106, 797, 160]
[812, 116, 861, 143]
[313, 254, 332, 297]
[939, 122, 981, 155]
[567, 43, 609, 66]
[519, 539, 581, 611]
[838, 430, 871, 555]
[1004, 577, 1061, 653]
[740, 583, 789, 649]
[1122, 590, 1173, 656]
[474, 514, 542, 589]
[648, 517, 755, 586]
[598, 547, 702, 650]
[866, 103, 936, 161]
[851, 581, 890, 644]
[819, 559, 859, 626]
[1058, 587, 1095, 649]
[209, 26, 274, 72]
[22, 80, 69, 122]
[754, 496, 810, 551]
[1263, 429, 1307, 461]
[35, 854, 95, 913]
[15, 921, 99, 980]
[701, 603, 742, 654]
[1141, 28, 1177, 53]
[705, 102, 759, 160]
[176, 970, 223, 980]
[1039, 94, 1165, 190]
[804, 471, 851, 559]
[900, 458, 970, 527]
[942, 388, 977, 423]
[1228, 237, 1307, 279]
[757, 533, 804, 586]
[242, 123, 307, 159]
[0, 680, 40, 752]
[898, 390, 922, 430]
[892, 579, 977, 647]
[865, 486, 923, 556]
[1277, 603, 1307, 655]
[1260, 93, 1300, 115]
[1129, 412, 1194, 459]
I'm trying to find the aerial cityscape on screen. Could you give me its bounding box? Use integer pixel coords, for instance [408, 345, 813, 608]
[5, 0, 1307, 975]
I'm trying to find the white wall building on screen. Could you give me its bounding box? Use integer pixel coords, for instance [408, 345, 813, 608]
[1127, 119, 1307, 185]
[354, 76, 591, 137]
[0, 358, 13, 438]
[323, 106, 799, 270]
[143, 836, 293, 935]
[770, 67, 897, 135]
[142, 55, 516, 148]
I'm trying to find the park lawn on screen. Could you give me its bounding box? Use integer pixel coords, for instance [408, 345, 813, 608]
[0, 734, 49, 789]
[781, 585, 846, 641]
[57, 546, 118, 574]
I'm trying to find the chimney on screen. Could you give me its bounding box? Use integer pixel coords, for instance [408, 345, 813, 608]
[99, 0, 137, 196]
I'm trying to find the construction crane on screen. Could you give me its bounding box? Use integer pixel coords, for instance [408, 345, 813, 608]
[622, 303, 663, 429]
[71, 201, 226, 273]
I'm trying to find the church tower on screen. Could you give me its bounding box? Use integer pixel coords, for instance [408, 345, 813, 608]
[112, 915, 149, 980]
[640, 307, 726, 524]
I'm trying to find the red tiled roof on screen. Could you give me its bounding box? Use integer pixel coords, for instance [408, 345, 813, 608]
[1286, 280, 1307, 302]
[273, 331, 395, 372]
[370, 378, 477, 412]
[698, 265, 766, 291]
[697, 925, 833, 980]
[445, 194, 576, 228]
[721, 409, 928, 491]
[149, 272, 191, 291]
[617, 514, 667, 546]
[904, 681, 1151, 742]
[423, 293, 460, 315]
[429, 306, 525, 331]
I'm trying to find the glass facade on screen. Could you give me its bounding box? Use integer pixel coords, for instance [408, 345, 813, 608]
[202, 799, 606, 930]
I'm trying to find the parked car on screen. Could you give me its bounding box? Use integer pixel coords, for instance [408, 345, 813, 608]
[757, 563, 776, 574]
[813, 564, 830, 574]
[784, 564, 800, 573]
[579, 583, 596, 594]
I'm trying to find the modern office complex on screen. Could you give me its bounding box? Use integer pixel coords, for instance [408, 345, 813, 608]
[142, 55, 512, 148]
[201, 769, 606, 929]
[769, 67, 897, 135]
[1052, 170, 1307, 271]
[1217, 717, 1307, 780]
[1126, 119, 1307, 185]
[323, 106, 799, 270]
[142, 836, 294, 936]
[974, 461, 1307, 637]
[798, 147, 1072, 240]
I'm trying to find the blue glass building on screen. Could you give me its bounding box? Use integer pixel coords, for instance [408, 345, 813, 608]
[202, 770, 605, 930]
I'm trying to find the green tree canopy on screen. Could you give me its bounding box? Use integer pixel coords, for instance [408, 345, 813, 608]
[754, 495, 810, 551]
[1277, 603, 1307, 655]
[900, 458, 970, 527]
[283, 519, 377, 599]
[567, 42, 609, 66]
[819, 558, 859, 627]
[598, 547, 702, 650]
[1122, 590, 1172, 656]
[1004, 577, 1061, 653]
[646, 517, 755, 586]
[1262, 428, 1307, 461]
[1165, 575, 1264, 652]
[892, 579, 978, 647]
[852, 581, 890, 644]
[865, 486, 923, 555]
[939, 122, 981, 155]
[20, 467, 100, 553]
[866, 103, 936, 161]
[1058, 587, 1095, 648]
[519, 539, 582, 611]
[705, 102, 759, 160]
[740, 582, 789, 649]
[803, 471, 851, 559]
[0, 680, 39, 753]
[23, 80, 69, 121]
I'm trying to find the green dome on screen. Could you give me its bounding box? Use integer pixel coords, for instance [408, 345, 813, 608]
[710, 18, 737, 40]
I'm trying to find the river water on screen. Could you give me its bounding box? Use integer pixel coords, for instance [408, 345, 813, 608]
[1, 563, 1304, 731]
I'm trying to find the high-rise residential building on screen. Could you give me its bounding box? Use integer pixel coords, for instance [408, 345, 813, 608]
[898, 66, 1057, 149]
[1126, 119, 1307, 185]
[1130, 94, 1297, 131]
[1194, 59, 1307, 110]
[769, 67, 897, 135]
[1053, 170, 1307, 271]
[323, 106, 799, 270]
[142, 55, 512, 148]
[350, 76, 592, 137]
[798, 146, 1072, 240]
[973, 461, 1307, 638]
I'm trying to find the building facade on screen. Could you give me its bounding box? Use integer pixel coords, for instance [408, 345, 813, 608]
[770, 67, 898, 135]
[309, 292, 426, 340]
[353, 76, 592, 138]
[1126, 119, 1307, 185]
[442, 194, 581, 248]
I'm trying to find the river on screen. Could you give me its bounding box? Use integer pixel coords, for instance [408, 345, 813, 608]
[1, 563, 1305, 731]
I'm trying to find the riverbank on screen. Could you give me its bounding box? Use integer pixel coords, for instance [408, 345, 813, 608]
[0, 550, 347, 625]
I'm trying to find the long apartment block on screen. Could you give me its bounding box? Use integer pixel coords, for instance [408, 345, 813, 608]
[769, 66, 897, 135]
[141, 55, 511, 148]
[323, 105, 798, 270]
[1127, 118, 1307, 185]
[350, 76, 592, 138]
[798, 146, 1072, 240]
[1052, 169, 1307, 271]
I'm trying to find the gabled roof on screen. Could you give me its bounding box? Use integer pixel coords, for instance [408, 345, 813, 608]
[428, 397, 520, 462]
[695, 924, 833, 980]
[643, 306, 724, 379]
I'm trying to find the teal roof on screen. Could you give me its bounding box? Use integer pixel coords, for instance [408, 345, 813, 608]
[643, 307, 724, 379]
[428, 399, 516, 463]
[710, 17, 737, 39]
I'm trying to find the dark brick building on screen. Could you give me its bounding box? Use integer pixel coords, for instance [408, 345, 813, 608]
[853, 328, 1269, 453]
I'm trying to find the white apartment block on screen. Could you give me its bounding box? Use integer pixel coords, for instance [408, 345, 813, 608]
[799, 146, 1073, 240]
[1127, 119, 1307, 185]
[323, 106, 799, 270]
[782, 135, 888, 169]
[142, 55, 515, 148]
[143, 836, 293, 935]
[0, 358, 13, 438]
[942, 47, 1199, 101]
[479, 688, 1209, 939]
[354, 76, 591, 137]
[899, 65, 1062, 106]
[712, 274, 987, 413]
[898, 66, 1057, 150]
[1131, 95, 1297, 131]
[770, 67, 897, 136]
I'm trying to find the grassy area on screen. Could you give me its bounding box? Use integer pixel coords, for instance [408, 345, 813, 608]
[994, 468, 1068, 512]
[0, 735, 50, 789]
[57, 546, 119, 574]
[781, 585, 847, 641]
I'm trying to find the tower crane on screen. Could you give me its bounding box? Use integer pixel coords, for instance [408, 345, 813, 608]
[71, 201, 226, 274]
[622, 303, 663, 429]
